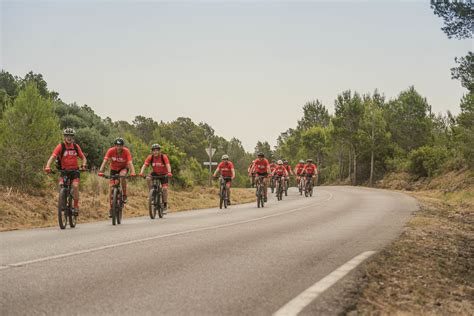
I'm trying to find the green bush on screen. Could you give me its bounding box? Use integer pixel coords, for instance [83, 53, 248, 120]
[408, 146, 448, 178]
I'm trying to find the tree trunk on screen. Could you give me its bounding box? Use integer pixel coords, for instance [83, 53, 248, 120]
[353, 148, 357, 186]
[348, 147, 352, 183]
[370, 149, 374, 187]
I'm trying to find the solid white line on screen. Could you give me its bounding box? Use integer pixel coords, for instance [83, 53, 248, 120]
[273, 251, 376, 316]
[1, 191, 333, 270]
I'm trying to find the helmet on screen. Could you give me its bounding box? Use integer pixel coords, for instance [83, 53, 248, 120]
[299, 160, 304, 163]
[151, 144, 161, 150]
[63, 128, 75, 136]
[114, 137, 125, 146]
[257, 152, 264, 158]
[283, 160, 288, 164]
[221, 154, 229, 160]
[306, 159, 313, 163]
[277, 160, 283, 165]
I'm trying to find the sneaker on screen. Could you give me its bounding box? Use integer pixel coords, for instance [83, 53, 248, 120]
[108, 209, 112, 218]
[72, 208, 79, 216]
[163, 203, 168, 214]
[123, 195, 128, 204]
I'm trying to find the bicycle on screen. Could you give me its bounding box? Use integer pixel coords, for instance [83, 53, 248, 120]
[145, 175, 168, 219]
[270, 175, 275, 193]
[55, 169, 83, 229]
[274, 175, 284, 201]
[216, 176, 232, 209]
[103, 174, 129, 225]
[304, 175, 314, 197]
[255, 175, 266, 208]
[284, 177, 289, 196]
[298, 176, 305, 195]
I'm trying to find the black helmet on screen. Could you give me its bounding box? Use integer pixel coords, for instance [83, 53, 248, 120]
[257, 152, 264, 157]
[63, 128, 75, 136]
[151, 143, 161, 150]
[114, 137, 125, 145]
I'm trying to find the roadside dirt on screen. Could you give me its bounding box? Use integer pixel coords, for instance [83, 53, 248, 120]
[0, 175, 255, 231]
[344, 170, 474, 314]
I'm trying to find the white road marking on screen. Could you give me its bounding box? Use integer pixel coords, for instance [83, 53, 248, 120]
[0, 191, 333, 270]
[273, 251, 376, 316]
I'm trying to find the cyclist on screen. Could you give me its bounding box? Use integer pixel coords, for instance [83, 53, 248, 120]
[269, 160, 277, 192]
[295, 159, 306, 191]
[250, 152, 270, 202]
[44, 128, 87, 216]
[272, 160, 288, 195]
[247, 160, 256, 187]
[139, 144, 172, 211]
[213, 154, 235, 204]
[283, 160, 294, 189]
[98, 137, 136, 216]
[303, 159, 318, 187]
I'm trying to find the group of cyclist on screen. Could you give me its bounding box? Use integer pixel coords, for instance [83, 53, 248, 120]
[245, 153, 318, 200]
[44, 128, 318, 217]
[44, 128, 172, 217]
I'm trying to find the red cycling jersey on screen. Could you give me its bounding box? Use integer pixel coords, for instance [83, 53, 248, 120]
[104, 147, 132, 171]
[269, 163, 277, 172]
[52, 143, 85, 170]
[216, 161, 234, 178]
[144, 154, 170, 175]
[295, 163, 305, 175]
[303, 163, 318, 175]
[253, 158, 270, 174]
[273, 165, 288, 176]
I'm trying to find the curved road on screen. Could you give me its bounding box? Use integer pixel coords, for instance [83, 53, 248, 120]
[0, 186, 417, 315]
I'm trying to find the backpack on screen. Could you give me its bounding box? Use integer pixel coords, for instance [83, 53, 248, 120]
[55, 143, 79, 170]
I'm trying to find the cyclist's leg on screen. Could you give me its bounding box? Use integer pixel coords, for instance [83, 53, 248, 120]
[161, 176, 169, 205]
[72, 180, 80, 210]
[146, 173, 153, 190]
[263, 176, 268, 197]
[226, 179, 232, 201]
[119, 168, 128, 201]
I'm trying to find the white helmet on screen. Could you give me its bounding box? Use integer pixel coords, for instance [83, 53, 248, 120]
[221, 154, 229, 160]
[277, 160, 283, 165]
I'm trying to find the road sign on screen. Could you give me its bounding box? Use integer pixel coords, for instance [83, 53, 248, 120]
[205, 147, 216, 158]
[203, 162, 218, 166]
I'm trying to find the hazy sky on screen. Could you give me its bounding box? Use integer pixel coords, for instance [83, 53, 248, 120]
[1, 0, 471, 151]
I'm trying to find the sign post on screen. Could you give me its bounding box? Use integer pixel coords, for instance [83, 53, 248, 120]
[204, 143, 216, 186]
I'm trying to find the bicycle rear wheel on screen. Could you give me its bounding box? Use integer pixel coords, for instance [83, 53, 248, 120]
[148, 189, 156, 219]
[57, 188, 67, 229]
[68, 193, 76, 228]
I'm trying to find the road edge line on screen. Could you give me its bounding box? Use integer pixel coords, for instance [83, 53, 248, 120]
[273, 250, 376, 316]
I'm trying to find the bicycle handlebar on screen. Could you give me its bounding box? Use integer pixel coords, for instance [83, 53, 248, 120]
[102, 174, 131, 180]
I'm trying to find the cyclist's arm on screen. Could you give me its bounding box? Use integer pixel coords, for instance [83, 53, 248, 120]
[139, 163, 148, 175]
[45, 155, 55, 169]
[213, 165, 221, 177]
[231, 167, 235, 179]
[127, 161, 136, 175]
[98, 159, 108, 173]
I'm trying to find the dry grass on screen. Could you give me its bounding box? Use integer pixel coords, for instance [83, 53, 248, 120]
[345, 171, 474, 315]
[0, 174, 255, 231]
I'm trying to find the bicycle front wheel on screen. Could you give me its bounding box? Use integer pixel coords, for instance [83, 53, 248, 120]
[57, 188, 67, 229]
[112, 188, 118, 225]
[68, 193, 76, 228]
[148, 189, 156, 219]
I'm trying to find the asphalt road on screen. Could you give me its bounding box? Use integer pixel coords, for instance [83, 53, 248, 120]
[0, 186, 418, 315]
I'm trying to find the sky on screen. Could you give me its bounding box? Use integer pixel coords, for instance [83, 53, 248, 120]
[1, 0, 472, 151]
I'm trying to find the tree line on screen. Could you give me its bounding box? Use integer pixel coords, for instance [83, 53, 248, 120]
[0, 71, 253, 189]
